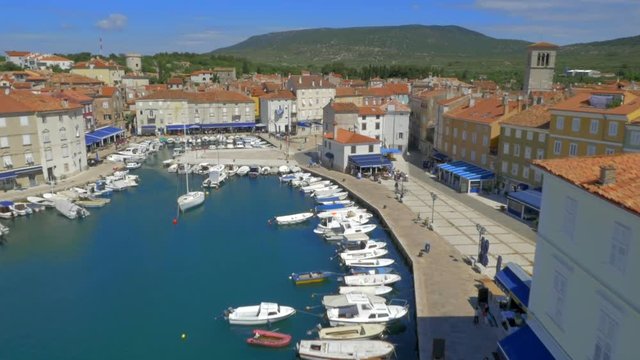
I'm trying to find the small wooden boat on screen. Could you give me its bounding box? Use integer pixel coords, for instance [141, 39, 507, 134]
[339, 248, 389, 262]
[273, 212, 314, 225]
[27, 196, 55, 207]
[343, 258, 395, 268]
[246, 329, 292, 348]
[237, 166, 250, 176]
[318, 324, 386, 340]
[290, 271, 330, 285]
[297, 340, 395, 360]
[339, 285, 394, 296]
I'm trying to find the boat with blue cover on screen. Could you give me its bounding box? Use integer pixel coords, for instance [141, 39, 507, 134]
[290, 271, 331, 285]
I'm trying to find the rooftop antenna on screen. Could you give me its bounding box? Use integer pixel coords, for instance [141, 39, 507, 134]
[98, 36, 103, 58]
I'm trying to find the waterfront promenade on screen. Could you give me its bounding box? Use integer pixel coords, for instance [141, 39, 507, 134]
[303, 164, 504, 360]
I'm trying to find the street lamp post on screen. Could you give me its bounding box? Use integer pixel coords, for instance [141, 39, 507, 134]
[475, 223, 487, 258]
[430, 192, 438, 226]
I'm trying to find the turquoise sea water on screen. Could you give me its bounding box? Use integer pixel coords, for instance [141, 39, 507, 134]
[0, 151, 417, 359]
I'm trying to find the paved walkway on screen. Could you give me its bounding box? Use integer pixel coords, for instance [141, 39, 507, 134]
[304, 165, 504, 360]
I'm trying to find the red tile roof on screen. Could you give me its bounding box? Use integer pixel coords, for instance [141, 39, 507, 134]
[73, 58, 122, 70]
[137, 89, 253, 103]
[358, 106, 385, 116]
[533, 153, 640, 215]
[384, 83, 409, 95]
[528, 41, 559, 49]
[331, 128, 379, 144]
[167, 77, 184, 85]
[38, 55, 72, 62]
[49, 73, 104, 85]
[0, 89, 82, 114]
[260, 90, 295, 100]
[99, 86, 117, 97]
[501, 104, 551, 129]
[12, 82, 32, 89]
[331, 102, 359, 113]
[336, 87, 358, 97]
[550, 91, 640, 117]
[447, 97, 517, 124]
[6, 51, 31, 57]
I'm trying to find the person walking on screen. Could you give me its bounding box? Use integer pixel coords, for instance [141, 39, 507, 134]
[473, 306, 480, 325]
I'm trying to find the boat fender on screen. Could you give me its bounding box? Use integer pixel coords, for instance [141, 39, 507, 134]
[181, 333, 187, 340]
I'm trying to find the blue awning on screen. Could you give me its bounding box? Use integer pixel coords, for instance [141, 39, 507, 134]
[200, 122, 256, 129]
[297, 121, 311, 128]
[325, 152, 334, 159]
[14, 165, 41, 175]
[0, 171, 16, 180]
[141, 125, 156, 129]
[166, 124, 187, 131]
[315, 203, 347, 212]
[436, 160, 494, 180]
[431, 151, 448, 162]
[495, 263, 532, 308]
[85, 134, 101, 146]
[498, 325, 554, 360]
[187, 124, 200, 129]
[348, 154, 393, 169]
[381, 147, 401, 155]
[507, 190, 542, 211]
[86, 126, 124, 140]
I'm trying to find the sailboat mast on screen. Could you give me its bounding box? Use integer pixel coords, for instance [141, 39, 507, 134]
[184, 123, 189, 192]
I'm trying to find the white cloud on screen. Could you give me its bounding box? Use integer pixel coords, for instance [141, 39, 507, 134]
[96, 13, 128, 31]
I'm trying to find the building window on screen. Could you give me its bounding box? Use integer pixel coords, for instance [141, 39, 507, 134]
[556, 116, 564, 130]
[593, 309, 618, 360]
[526, 131, 533, 141]
[605, 147, 615, 155]
[608, 122, 618, 136]
[60, 127, 67, 141]
[0, 117, 5, 127]
[513, 144, 520, 157]
[2, 155, 12, 168]
[453, 128, 458, 138]
[501, 161, 508, 173]
[536, 148, 544, 159]
[398, 132, 403, 139]
[62, 145, 69, 158]
[563, 196, 577, 241]
[482, 135, 488, 146]
[569, 143, 578, 156]
[590, 119, 599, 134]
[368, 144, 373, 152]
[609, 222, 630, 273]
[538, 133, 545, 142]
[534, 169, 542, 182]
[549, 270, 567, 329]
[445, 127, 449, 136]
[553, 140, 562, 154]
[361, 116, 366, 120]
[630, 131, 640, 145]
[504, 127, 511, 136]
[481, 154, 487, 165]
[24, 152, 34, 164]
[0, 136, 8, 148]
[515, 129, 522, 138]
[587, 145, 596, 156]
[361, 123, 367, 131]
[102, 102, 109, 109]
[522, 166, 529, 179]
[470, 151, 476, 161]
[375, 123, 380, 130]
[571, 117, 581, 132]
[524, 146, 531, 159]
[351, 146, 356, 154]
[462, 130, 467, 140]
[45, 147, 53, 161]
[22, 134, 31, 145]
[511, 163, 519, 176]
[471, 133, 477, 144]
[375, 115, 380, 120]
[452, 144, 457, 155]
[503, 143, 509, 155]
[20, 116, 29, 126]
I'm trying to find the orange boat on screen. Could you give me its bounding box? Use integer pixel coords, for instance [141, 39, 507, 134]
[246, 329, 292, 348]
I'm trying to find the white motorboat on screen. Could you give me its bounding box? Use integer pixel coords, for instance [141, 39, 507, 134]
[278, 165, 290, 174]
[54, 198, 90, 220]
[339, 248, 389, 262]
[125, 161, 141, 170]
[0, 205, 16, 218]
[314, 216, 371, 234]
[343, 273, 402, 287]
[202, 164, 227, 188]
[11, 202, 33, 216]
[317, 324, 386, 341]
[322, 293, 387, 309]
[339, 285, 394, 296]
[106, 153, 128, 162]
[326, 300, 409, 326]
[316, 207, 366, 218]
[297, 340, 395, 360]
[162, 159, 175, 167]
[226, 165, 239, 176]
[105, 179, 128, 191]
[26, 203, 45, 213]
[317, 199, 354, 206]
[177, 158, 205, 212]
[167, 164, 178, 173]
[312, 186, 342, 198]
[0, 223, 9, 236]
[301, 181, 331, 193]
[290, 165, 301, 173]
[225, 302, 296, 325]
[343, 258, 395, 268]
[27, 196, 55, 207]
[315, 192, 349, 201]
[75, 198, 110, 208]
[260, 166, 270, 175]
[339, 240, 387, 252]
[237, 166, 250, 176]
[273, 212, 314, 225]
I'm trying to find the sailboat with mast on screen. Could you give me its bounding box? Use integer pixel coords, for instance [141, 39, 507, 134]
[177, 124, 205, 212]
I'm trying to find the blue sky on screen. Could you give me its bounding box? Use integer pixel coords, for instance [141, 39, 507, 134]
[3, 0, 639, 55]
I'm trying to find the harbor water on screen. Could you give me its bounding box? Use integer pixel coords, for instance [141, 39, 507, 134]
[0, 151, 417, 359]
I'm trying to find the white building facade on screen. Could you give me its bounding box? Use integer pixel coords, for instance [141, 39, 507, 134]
[259, 91, 297, 133]
[521, 155, 640, 360]
[380, 102, 410, 154]
[286, 75, 336, 122]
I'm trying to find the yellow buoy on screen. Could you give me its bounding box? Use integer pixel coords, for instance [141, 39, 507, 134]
[181, 333, 187, 340]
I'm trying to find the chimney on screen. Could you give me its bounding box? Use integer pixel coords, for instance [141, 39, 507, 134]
[61, 98, 68, 108]
[599, 165, 616, 185]
[320, 79, 323, 87]
[298, 76, 302, 84]
[312, 80, 315, 87]
[503, 94, 509, 115]
[517, 95, 523, 112]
